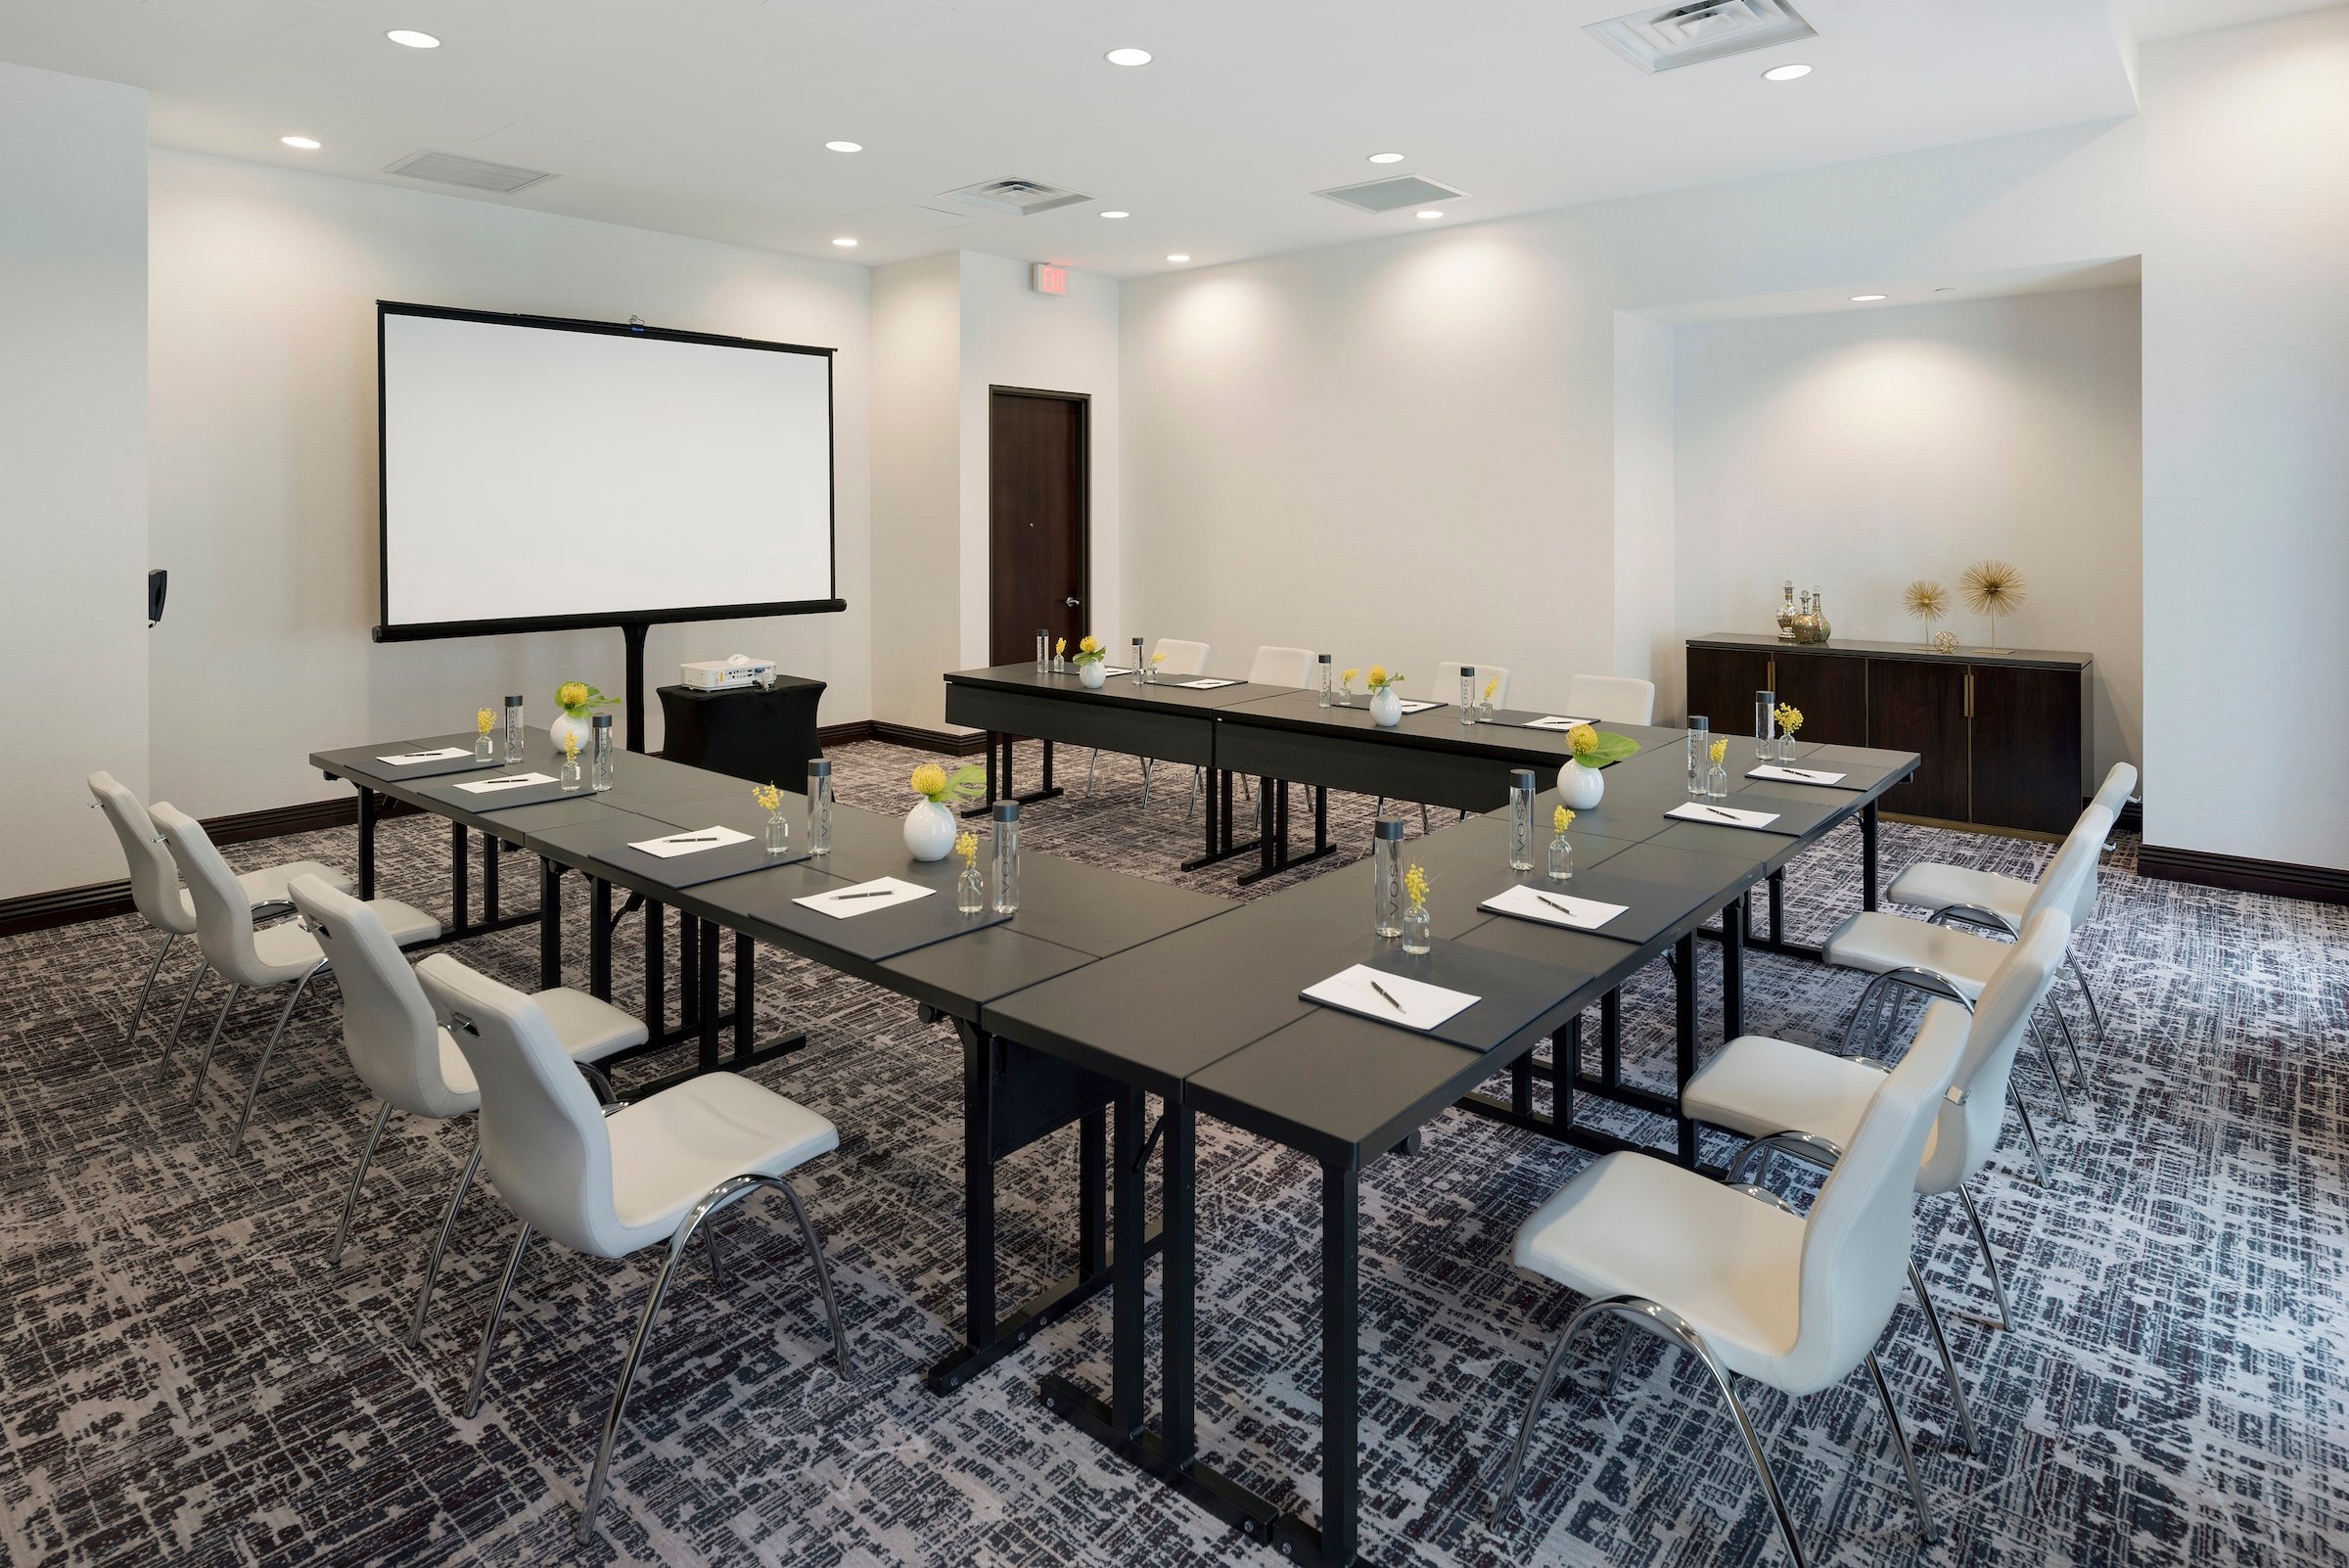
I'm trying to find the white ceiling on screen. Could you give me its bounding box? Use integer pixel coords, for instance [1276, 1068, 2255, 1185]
[0, 0, 2222, 278]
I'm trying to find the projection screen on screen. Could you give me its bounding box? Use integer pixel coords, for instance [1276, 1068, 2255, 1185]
[376, 302, 839, 639]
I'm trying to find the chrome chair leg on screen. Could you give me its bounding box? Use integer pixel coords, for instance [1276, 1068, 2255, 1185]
[407, 1141, 483, 1348]
[2066, 950, 2107, 1044]
[1186, 767, 1201, 821]
[2026, 1016, 2077, 1124]
[1420, 803, 1431, 833]
[154, 963, 208, 1083]
[1139, 759, 1154, 807]
[464, 1221, 533, 1418]
[2050, 983, 2092, 1085]
[1955, 1186, 2013, 1331]
[1906, 1262, 1978, 1455]
[123, 933, 176, 1047]
[578, 1061, 617, 1104]
[230, 964, 323, 1151]
[2006, 1082, 2050, 1187]
[1488, 1317, 1588, 1521]
[1601, 1329, 1636, 1398]
[328, 1102, 393, 1266]
[776, 1176, 856, 1377]
[1864, 1350, 1939, 1542]
[1836, 975, 1890, 1053]
[185, 983, 244, 1104]
[1084, 747, 1099, 799]
[703, 1220, 728, 1287]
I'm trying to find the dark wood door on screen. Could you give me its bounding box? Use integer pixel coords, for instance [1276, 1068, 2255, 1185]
[1772, 650, 1868, 748]
[1868, 658, 1970, 822]
[1684, 646, 1773, 738]
[1972, 665, 2086, 834]
[988, 388, 1088, 667]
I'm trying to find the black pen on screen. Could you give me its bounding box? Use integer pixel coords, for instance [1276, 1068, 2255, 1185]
[835, 889, 894, 899]
[1697, 805, 1742, 821]
[1368, 978, 1405, 1012]
[483, 775, 534, 785]
[666, 835, 718, 844]
[1537, 893, 1581, 918]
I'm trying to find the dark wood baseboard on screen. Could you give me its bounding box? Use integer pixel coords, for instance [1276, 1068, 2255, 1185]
[2139, 843, 2349, 905]
[856, 720, 990, 758]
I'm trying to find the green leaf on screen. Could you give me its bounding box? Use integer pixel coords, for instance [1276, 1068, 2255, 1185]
[1580, 731, 1641, 768]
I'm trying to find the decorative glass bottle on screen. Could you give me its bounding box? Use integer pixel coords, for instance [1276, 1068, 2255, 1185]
[559, 745, 584, 793]
[1036, 629, 1049, 673]
[1779, 727, 1800, 762]
[502, 694, 525, 765]
[1507, 768, 1537, 872]
[1810, 587, 1831, 642]
[1707, 759, 1729, 799]
[1754, 689, 1775, 760]
[1458, 666, 1477, 726]
[1317, 653, 1333, 709]
[1401, 898, 1432, 955]
[474, 710, 495, 762]
[990, 801, 1020, 914]
[590, 714, 616, 792]
[765, 798, 792, 855]
[1776, 580, 1798, 642]
[957, 856, 987, 915]
[806, 758, 833, 856]
[1547, 830, 1575, 882]
[1132, 637, 1148, 685]
[1371, 816, 1405, 938]
[1685, 715, 1710, 797]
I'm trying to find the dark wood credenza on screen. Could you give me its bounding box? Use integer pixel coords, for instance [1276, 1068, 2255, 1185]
[1685, 633, 2092, 836]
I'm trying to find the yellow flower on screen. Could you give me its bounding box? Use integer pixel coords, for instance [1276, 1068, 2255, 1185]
[1566, 723, 1599, 759]
[1055, 636, 1067, 656]
[1709, 738, 1727, 763]
[476, 708, 495, 735]
[1553, 805, 1574, 834]
[1404, 863, 1430, 909]
[910, 761, 949, 801]
[1339, 668, 1359, 688]
[563, 731, 580, 760]
[1482, 676, 1498, 701]
[753, 782, 783, 811]
[1773, 704, 1804, 735]
[1150, 651, 1168, 666]
[1079, 634, 1101, 655]
[1367, 665, 1388, 688]
[955, 831, 978, 862]
[556, 680, 590, 711]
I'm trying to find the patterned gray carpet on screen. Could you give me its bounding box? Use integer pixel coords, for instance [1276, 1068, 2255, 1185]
[2, 740, 2343, 1568]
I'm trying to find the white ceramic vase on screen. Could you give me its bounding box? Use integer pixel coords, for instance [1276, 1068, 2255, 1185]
[1079, 661, 1107, 690]
[1369, 687, 1403, 728]
[903, 799, 957, 861]
[1558, 761, 1606, 809]
[549, 710, 592, 758]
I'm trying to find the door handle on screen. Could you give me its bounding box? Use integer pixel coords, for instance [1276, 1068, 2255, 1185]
[1064, 596, 1081, 608]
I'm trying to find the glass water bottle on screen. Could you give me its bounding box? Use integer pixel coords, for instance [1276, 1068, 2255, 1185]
[1132, 637, 1147, 685]
[1754, 689, 1775, 760]
[590, 714, 616, 792]
[1708, 760, 1729, 800]
[503, 695, 525, 765]
[1507, 768, 1537, 872]
[958, 858, 987, 915]
[764, 798, 792, 854]
[1685, 715, 1709, 797]
[1317, 653, 1333, 708]
[1547, 831, 1575, 882]
[559, 750, 584, 792]
[1459, 666, 1477, 725]
[806, 758, 833, 855]
[1036, 628, 1049, 673]
[1371, 816, 1405, 938]
[990, 801, 1020, 914]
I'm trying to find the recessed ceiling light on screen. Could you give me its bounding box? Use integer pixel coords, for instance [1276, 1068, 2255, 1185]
[280, 135, 321, 150]
[824, 140, 862, 154]
[1415, 209, 1444, 220]
[1165, 254, 1190, 262]
[1104, 47, 1152, 67]
[833, 237, 858, 248]
[1367, 152, 1405, 164]
[1099, 210, 1129, 219]
[1762, 63, 1812, 81]
[386, 28, 440, 48]
[1850, 294, 1887, 301]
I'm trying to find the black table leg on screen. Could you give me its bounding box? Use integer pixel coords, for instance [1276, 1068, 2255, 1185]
[697, 918, 720, 1073]
[1080, 1104, 1107, 1278]
[1235, 777, 1335, 886]
[1161, 1101, 1196, 1468]
[1510, 1054, 1534, 1118]
[645, 900, 667, 1039]
[1862, 801, 1881, 911]
[1551, 1015, 1580, 1136]
[1272, 1158, 1360, 1564]
[1769, 868, 1785, 945]
[451, 820, 470, 935]
[680, 911, 701, 1032]
[732, 930, 753, 1059]
[1600, 988, 1623, 1086]
[483, 830, 500, 921]
[1111, 1084, 1146, 1439]
[537, 858, 562, 991]
[1182, 768, 1265, 872]
[1723, 895, 1746, 1042]
[355, 787, 378, 900]
[589, 878, 613, 1000]
[1313, 785, 1329, 856]
[1674, 932, 1698, 1167]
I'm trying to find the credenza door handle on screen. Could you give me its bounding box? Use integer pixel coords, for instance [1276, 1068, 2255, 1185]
[1964, 668, 1974, 719]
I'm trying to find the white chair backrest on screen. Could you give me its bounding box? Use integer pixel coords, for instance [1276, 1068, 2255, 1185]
[2024, 803, 2114, 931]
[88, 772, 192, 935]
[1565, 674, 1656, 725]
[1246, 645, 1316, 688]
[152, 802, 272, 984]
[1918, 909, 2070, 1193]
[1784, 1001, 1965, 1392]
[418, 954, 623, 1258]
[291, 876, 474, 1120]
[2090, 761, 2136, 818]
[1151, 638, 1211, 677]
[1433, 662, 1510, 710]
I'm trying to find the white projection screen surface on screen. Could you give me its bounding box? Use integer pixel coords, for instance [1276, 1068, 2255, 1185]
[378, 305, 836, 635]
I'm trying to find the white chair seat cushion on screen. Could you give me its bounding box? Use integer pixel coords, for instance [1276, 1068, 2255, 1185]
[430, 989, 650, 1111]
[1684, 1035, 1886, 1147]
[1884, 862, 2028, 929]
[603, 1076, 839, 1250]
[1514, 1152, 1808, 1387]
[1823, 911, 2005, 998]
[244, 898, 438, 986]
[180, 859, 356, 924]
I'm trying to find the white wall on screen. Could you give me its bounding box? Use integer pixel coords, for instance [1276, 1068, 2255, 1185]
[2140, 7, 2349, 871]
[1671, 286, 2144, 785]
[0, 65, 149, 900]
[868, 253, 964, 732]
[146, 149, 872, 820]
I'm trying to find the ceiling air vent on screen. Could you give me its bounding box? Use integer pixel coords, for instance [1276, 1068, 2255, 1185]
[1587, 0, 1817, 73]
[384, 150, 557, 194]
[939, 177, 1092, 216]
[1314, 174, 1469, 214]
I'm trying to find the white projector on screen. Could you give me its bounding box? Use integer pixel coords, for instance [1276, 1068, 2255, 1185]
[679, 655, 776, 691]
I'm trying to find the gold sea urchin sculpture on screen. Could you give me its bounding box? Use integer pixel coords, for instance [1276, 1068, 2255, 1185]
[1960, 559, 2026, 651]
[1904, 579, 1949, 650]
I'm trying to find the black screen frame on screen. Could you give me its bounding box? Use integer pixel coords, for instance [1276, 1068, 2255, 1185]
[372, 300, 845, 643]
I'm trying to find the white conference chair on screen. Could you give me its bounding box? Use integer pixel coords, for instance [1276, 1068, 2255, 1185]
[1822, 804, 2110, 1122]
[1412, 663, 1513, 827]
[418, 956, 852, 1545]
[154, 804, 438, 1151]
[1688, 910, 2071, 1367]
[1490, 1008, 1967, 1563]
[1886, 763, 2135, 1074]
[1085, 636, 1212, 804]
[1226, 645, 1320, 813]
[1564, 673, 1657, 726]
[288, 876, 648, 1345]
[86, 772, 350, 1066]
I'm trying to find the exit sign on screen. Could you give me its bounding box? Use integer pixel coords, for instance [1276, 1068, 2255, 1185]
[1031, 262, 1069, 296]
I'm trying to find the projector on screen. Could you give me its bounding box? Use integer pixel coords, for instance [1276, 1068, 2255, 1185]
[679, 655, 776, 691]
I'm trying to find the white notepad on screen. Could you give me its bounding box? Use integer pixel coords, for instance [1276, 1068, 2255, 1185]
[1748, 763, 1848, 785]
[1303, 964, 1479, 1032]
[1668, 802, 1781, 829]
[451, 772, 557, 794]
[378, 746, 476, 765]
[1523, 715, 1596, 732]
[1394, 699, 1441, 714]
[1481, 882, 1628, 932]
[627, 825, 754, 858]
[1096, 666, 1134, 676]
[1177, 677, 1240, 689]
[794, 877, 935, 918]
